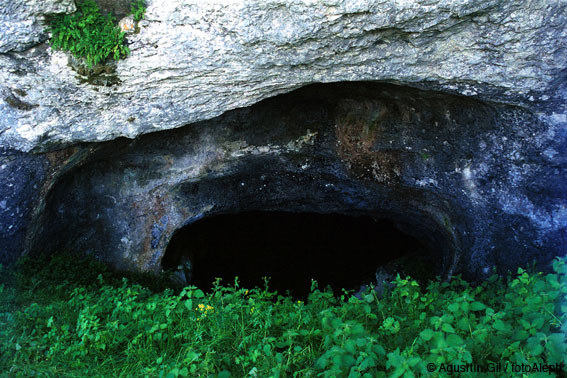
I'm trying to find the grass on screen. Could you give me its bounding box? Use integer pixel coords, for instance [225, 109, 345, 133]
[0, 252, 566, 377]
[47, 0, 146, 69]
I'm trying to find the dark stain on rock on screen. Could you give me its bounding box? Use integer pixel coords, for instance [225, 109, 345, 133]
[4, 93, 37, 111]
[68, 56, 122, 87]
[335, 98, 402, 183]
[93, 0, 132, 20]
[13, 88, 27, 97]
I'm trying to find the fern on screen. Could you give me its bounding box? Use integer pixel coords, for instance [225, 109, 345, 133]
[47, 0, 129, 69]
[131, 0, 147, 22]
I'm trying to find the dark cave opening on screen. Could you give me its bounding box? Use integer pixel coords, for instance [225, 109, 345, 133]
[162, 211, 434, 298]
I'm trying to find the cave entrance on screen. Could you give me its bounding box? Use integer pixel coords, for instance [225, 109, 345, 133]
[162, 211, 435, 298]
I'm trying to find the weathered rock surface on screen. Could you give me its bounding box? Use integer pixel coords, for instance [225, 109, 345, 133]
[1, 0, 566, 152]
[27, 83, 567, 281]
[0, 0, 75, 53]
[0, 148, 47, 264]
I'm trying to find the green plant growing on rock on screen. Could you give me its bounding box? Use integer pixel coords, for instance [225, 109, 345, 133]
[47, 0, 130, 68]
[131, 0, 147, 22]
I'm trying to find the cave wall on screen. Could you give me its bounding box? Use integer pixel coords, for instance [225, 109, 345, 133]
[27, 83, 566, 281]
[0, 148, 47, 264]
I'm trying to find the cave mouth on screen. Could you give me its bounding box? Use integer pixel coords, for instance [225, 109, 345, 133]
[162, 211, 437, 298]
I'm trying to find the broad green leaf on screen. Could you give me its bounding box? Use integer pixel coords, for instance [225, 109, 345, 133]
[419, 329, 434, 341]
[441, 323, 455, 333]
[446, 334, 464, 347]
[470, 301, 485, 311]
[493, 320, 510, 332]
[184, 299, 192, 310]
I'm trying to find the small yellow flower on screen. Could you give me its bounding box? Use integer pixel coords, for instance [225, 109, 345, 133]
[195, 303, 214, 320]
[196, 303, 214, 313]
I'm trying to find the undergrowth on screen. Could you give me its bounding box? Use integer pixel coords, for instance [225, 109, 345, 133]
[47, 0, 145, 68]
[0, 253, 566, 377]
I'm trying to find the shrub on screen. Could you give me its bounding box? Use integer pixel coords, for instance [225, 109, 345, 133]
[47, 0, 130, 68]
[1, 254, 566, 377]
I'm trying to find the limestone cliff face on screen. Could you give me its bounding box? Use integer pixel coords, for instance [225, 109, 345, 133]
[1, 0, 566, 152]
[0, 0, 75, 53]
[0, 0, 565, 280]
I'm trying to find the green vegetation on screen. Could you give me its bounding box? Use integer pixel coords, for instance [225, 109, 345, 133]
[131, 0, 147, 22]
[47, 0, 146, 68]
[1, 253, 566, 377]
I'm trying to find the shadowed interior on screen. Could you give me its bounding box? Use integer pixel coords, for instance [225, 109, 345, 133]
[162, 211, 435, 298]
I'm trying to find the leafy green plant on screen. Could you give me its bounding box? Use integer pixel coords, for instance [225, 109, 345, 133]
[47, 0, 130, 68]
[1, 253, 566, 377]
[131, 0, 147, 22]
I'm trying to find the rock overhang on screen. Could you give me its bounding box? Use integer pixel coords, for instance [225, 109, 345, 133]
[0, 0, 566, 152]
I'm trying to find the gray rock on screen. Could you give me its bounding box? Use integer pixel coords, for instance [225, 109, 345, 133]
[353, 269, 394, 300]
[0, 0, 75, 53]
[1, 0, 566, 152]
[168, 269, 189, 288]
[0, 148, 47, 264]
